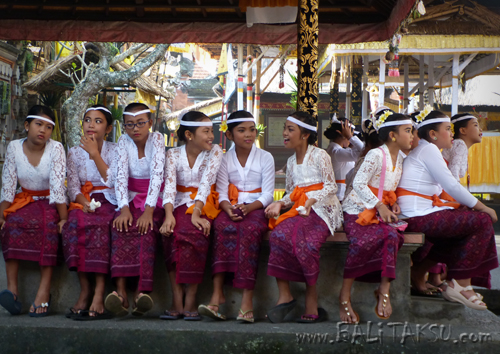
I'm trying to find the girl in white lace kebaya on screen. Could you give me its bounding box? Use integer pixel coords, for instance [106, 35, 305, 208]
[0, 105, 67, 317]
[341, 113, 413, 323]
[198, 110, 275, 323]
[104, 103, 165, 317]
[160, 111, 222, 321]
[265, 111, 343, 324]
[324, 116, 364, 201]
[62, 105, 117, 320]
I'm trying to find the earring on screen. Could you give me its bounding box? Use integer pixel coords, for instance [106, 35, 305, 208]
[433, 137, 438, 141]
[302, 137, 305, 140]
[391, 137, 396, 142]
[189, 138, 192, 141]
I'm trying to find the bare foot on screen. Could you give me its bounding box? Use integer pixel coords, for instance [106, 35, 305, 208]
[89, 294, 105, 316]
[375, 289, 392, 319]
[339, 298, 358, 324]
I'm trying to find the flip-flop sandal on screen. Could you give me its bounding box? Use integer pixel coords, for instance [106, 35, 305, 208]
[297, 308, 327, 323]
[29, 295, 51, 318]
[183, 311, 202, 321]
[411, 287, 442, 298]
[374, 290, 391, 320]
[65, 307, 85, 319]
[160, 310, 184, 320]
[104, 292, 129, 317]
[267, 299, 297, 323]
[73, 310, 113, 321]
[132, 294, 153, 316]
[198, 304, 226, 321]
[236, 309, 254, 323]
[0, 289, 22, 315]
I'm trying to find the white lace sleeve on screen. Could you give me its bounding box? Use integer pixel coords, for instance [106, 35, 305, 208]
[162, 148, 178, 207]
[115, 136, 130, 209]
[66, 148, 82, 202]
[447, 140, 468, 181]
[352, 148, 381, 209]
[49, 142, 68, 204]
[0, 142, 18, 204]
[195, 144, 222, 205]
[145, 133, 165, 208]
[216, 155, 230, 204]
[101, 143, 118, 187]
[279, 158, 294, 208]
[306, 149, 338, 203]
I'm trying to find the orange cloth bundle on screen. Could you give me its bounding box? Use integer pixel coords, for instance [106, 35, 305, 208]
[355, 186, 397, 226]
[3, 188, 50, 218]
[228, 183, 262, 205]
[68, 181, 109, 211]
[177, 184, 221, 220]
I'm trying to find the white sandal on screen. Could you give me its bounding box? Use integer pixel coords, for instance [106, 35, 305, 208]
[442, 279, 487, 311]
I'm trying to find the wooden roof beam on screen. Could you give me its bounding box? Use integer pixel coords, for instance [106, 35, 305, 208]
[197, 0, 208, 18]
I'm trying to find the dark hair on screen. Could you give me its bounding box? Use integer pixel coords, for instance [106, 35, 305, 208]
[361, 119, 381, 151]
[374, 107, 394, 118]
[26, 105, 56, 124]
[123, 102, 151, 121]
[451, 113, 475, 139]
[377, 113, 412, 142]
[227, 110, 255, 133]
[177, 110, 210, 142]
[289, 111, 318, 145]
[324, 117, 350, 141]
[416, 110, 449, 142]
[85, 104, 113, 126]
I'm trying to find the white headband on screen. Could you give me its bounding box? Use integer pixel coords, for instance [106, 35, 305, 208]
[227, 118, 256, 124]
[123, 109, 151, 117]
[417, 117, 451, 129]
[85, 107, 111, 115]
[451, 115, 476, 124]
[180, 120, 213, 127]
[26, 115, 55, 126]
[287, 116, 317, 132]
[378, 119, 413, 130]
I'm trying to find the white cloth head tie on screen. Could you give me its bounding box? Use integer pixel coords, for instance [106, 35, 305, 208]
[227, 117, 256, 124]
[378, 119, 413, 130]
[451, 115, 476, 124]
[417, 117, 451, 129]
[287, 116, 317, 132]
[123, 109, 151, 117]
[26, 115, 55, 126]
[85, 107, 111, 115]
[331, 113, 341, 124]
[180, 120, 213, 127]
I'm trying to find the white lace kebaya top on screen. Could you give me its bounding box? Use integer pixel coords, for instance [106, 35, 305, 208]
[217, 144, 275, 207]
[67, 141, 118, 205]
[1, 138, 67, 205]
[441, 138, 468, 182]
[325, 136, 364, 201]
[397, 139, 477, 217]
[163, 144, 223, 209]
[342, 144, 403, 215]
[114, 132, 165, 210]
[278, 145, 343, 234]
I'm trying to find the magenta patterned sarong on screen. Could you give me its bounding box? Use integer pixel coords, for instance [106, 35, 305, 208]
[267, 210, 330, 286]
[429, 263, 446, 275]
[62, 193, 115, 274]
[407, 209, 498, 288]
[128, 178, 163, 211]
[1, 199, 60, 266]
[343, 213, 404, 282]
[110, 202, 164, 292]
[212, 209, 268, 290]
[163, 204, 212, 284]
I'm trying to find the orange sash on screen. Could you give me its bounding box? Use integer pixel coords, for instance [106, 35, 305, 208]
[336, 180, 346, 184]
[269, 183, 323, 230]
[3, 188, 50, 218]
[68, 181, 109, 211]
[177, 184, 221, 220]
[228, 183, 262, 205]
[356, 186, 397, 226]
[396, 188, 460, 209]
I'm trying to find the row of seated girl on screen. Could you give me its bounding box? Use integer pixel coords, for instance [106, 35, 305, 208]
[0, 102, 497, 325]
[325, 106, 498, 324]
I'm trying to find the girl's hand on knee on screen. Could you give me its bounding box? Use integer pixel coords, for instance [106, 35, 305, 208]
[377, 204, 398, 223]
[57, 219, 67, 233]
[265, 202, 282, 219]
[160, 215, 176, 237]
[113, 209, 133, 232]
[485, 207, 498, 223]
[192, 215, 210, 236]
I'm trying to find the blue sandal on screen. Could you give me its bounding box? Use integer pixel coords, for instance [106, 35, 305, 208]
[0, 289, 22, 315]
[29, 295, 51, 318]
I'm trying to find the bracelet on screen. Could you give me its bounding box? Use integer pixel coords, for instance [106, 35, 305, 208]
[193, 206, 202, 215]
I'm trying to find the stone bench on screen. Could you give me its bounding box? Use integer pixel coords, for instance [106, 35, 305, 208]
[0, 231, 429, 323]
